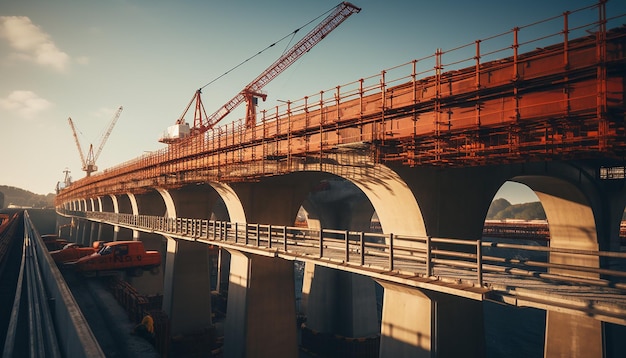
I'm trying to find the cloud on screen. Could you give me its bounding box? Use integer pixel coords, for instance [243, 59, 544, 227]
[75, 56, 89, 65]
[0, 16, 70, 71]
[0, 90, 53, 118]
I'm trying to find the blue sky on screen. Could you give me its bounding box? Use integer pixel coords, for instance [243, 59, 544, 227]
[1, 0, 624, 197]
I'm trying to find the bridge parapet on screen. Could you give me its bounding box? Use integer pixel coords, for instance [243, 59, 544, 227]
[59, 209, 626, 325]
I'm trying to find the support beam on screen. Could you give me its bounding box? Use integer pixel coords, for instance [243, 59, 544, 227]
[378, 282, 484, 358]
[223, 250, 298, 358]
[161, 238, 212, 336]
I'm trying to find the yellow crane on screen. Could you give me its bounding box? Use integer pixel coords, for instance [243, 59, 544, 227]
[68, 106, 123, 177]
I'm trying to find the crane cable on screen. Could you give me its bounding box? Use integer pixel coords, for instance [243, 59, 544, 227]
[199, 3, 339, 90]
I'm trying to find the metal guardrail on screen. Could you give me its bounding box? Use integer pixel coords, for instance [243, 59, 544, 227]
[3, 211, 104, 358]
[73, 210, 626, 293]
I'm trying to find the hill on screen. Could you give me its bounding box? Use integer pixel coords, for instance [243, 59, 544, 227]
[487, 198, 546, 220]
[0, 185, 55, 209]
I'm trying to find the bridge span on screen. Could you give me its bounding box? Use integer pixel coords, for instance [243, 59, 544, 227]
[55, 3, 626, 358]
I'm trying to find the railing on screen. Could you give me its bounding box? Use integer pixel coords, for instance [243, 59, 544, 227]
[76, 210, 626, 294]
[3, 211, 104, 358]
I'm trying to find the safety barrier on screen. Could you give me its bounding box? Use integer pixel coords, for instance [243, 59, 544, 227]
[77, 209, 626, 293]
[3, 211, 104, 358]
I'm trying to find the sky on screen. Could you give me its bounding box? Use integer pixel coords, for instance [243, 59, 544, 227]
[1, 0, 624, 199]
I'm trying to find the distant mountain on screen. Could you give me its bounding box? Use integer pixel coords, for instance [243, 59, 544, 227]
[0, 185, 55, 209]
[487, 198, 546, 220]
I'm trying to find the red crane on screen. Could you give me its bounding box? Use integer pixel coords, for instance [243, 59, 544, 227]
[160, 2, 360, 143]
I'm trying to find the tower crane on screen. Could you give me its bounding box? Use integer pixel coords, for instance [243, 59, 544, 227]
[68, 106, 123, 177]
[160, 2, 360, 144]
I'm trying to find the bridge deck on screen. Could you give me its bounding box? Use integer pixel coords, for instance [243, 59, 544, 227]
[56, 22, 626, 201]
[70, 211, 626, 326]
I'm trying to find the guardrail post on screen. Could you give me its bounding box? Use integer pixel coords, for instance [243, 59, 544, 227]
[245, 223, 249, 245]
[426, 236, 432, 277]
[319, 229, 324, 258]
[389, 233, 394, 271]
[283, 226, 287, 251]
[224, 221, 229, 241]
[344, 230, 349, 263]
[360, 232, 365, 265]
[256, 224, 260, 247]
[268, 225, 272, 248]
[235, 222, 239, 243]
[476, 239, 483, 287]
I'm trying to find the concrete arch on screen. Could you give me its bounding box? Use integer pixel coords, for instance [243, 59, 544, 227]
[157, 183, 245, 223]
[210, 182, 246, 224]
[237, 160, 425, 236]
[493, 164, 621, 358]
[512, 176, 597, 259]
[326, 165, 425, 237]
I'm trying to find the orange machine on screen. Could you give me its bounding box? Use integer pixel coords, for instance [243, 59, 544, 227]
[74, 241, 161, 275]
[50, 241, 105, 264]
[41, 234, 70, 251]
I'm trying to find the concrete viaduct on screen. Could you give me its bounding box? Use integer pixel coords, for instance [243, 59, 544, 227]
[60, 156, 626, 358]
[56, 5, 626, 357]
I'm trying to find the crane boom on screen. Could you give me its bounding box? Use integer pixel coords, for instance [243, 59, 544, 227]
[160, 2, 360, 143]
[93, 106, 123, 162]
[68, 106, 123, 177]
[68, 117, 87, 170]
[204, 2, 360, 131]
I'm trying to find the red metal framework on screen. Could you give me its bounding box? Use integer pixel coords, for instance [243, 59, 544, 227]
[174, 2, 360, 137]
[57, 3, 626, 203]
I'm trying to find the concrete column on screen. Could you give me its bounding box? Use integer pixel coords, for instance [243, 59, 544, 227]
[300, 184, 379, 339]
[114, 194, 134, 241]
[519, 176, 603, 358]
[223, 250, 298, 358]
[304, 265, 378, 337]
[215, 248, 230, 295]
[73, 218, 82, 243]
[544, 311, 602, 358]
[378, 282, 485, 358]
[89, 220, 97, 246]
[80, 220, 90, 246]
[160, 238, 212, 336]
[127, 192, 140, 240]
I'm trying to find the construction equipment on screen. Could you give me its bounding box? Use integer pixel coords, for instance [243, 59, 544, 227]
[68, 106, 123, 176]
[159, 2, 360, 143]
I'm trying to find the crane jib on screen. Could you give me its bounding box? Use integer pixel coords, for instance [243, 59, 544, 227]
[162, 2, 360, 143]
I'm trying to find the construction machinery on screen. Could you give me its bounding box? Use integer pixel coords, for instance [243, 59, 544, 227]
[159, 2, 360, 144]
[68, 106, 123, 176]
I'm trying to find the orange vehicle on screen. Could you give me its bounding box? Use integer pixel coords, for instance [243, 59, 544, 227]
[50, 241, 105, 264]
[41, 234, 70, 251]
[74, 241, 161, 275]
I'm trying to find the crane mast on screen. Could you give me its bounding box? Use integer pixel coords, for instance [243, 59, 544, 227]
[67, 106, 123, 177]
[68, 117, 87, 173]
[160, 2, 360, 143]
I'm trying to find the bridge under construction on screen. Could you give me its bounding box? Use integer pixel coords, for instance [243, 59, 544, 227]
[48, 1, 626, 357]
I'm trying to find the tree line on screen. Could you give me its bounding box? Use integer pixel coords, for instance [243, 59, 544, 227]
[0, 186, 55, 209]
